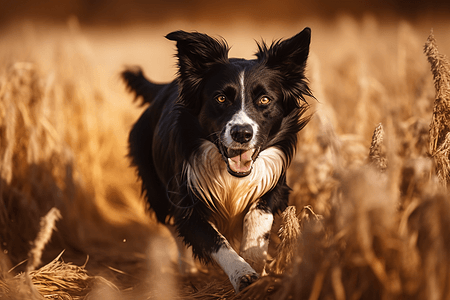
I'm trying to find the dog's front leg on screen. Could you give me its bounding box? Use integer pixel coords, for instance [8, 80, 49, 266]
[211, 234, 259, 293]
[240, 176, 290, 274]
[176, 210, 258, 293]
[239, 201, 274, 274]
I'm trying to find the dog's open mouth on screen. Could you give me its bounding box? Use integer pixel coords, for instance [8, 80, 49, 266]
[220, 146, 259, 177]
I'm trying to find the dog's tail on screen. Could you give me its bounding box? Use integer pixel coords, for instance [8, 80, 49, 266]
[121, 67, 166, 105]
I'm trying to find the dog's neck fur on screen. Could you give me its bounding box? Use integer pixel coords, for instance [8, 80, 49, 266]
[184, 140, 286, 240]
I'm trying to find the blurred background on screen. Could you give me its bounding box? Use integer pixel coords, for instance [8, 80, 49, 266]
[1, 0, 450, 25]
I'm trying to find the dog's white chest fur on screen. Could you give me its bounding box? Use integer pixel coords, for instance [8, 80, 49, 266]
[184, 141, 286, 238]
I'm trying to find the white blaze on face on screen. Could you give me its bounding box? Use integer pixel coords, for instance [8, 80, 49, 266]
[223, 71, 259, 149]
[240, 70, 246, 110]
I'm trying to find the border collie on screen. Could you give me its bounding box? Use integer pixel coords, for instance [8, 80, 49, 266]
[122, 28, 312, 293]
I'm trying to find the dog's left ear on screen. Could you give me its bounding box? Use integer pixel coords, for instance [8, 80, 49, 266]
[256, 28, 313, 108]
[166, 31, 229, 111]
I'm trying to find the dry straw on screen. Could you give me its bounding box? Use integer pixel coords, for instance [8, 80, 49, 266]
[425, 30, 450, 187]
[0, 25, 141, 300]
[2, 17, 450, 300]
[270, 206, 301, 274]
[23, 207, 62, 300]
[368, 123, 387, 171]
[1, 251, 115, 300]
[0, 208, 105, 300]
[27, 208, 62, 273]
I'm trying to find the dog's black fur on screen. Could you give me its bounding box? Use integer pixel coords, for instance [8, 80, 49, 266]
[122, 28, 312, 292]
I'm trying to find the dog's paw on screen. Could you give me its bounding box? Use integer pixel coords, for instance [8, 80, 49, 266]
[237, 272, 259, 292]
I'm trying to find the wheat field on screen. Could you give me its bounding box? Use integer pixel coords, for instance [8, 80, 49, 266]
[0, 14, 449, 299]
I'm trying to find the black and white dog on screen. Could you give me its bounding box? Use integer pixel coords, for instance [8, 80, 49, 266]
[122, 28, 312, 293]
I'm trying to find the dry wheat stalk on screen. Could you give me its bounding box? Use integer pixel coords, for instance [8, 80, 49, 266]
[20, 207, 62, 299]
[432, 132, 450, 187]
[424, 30, 450, 187]
[368, 123, 387, 171]
[27, 208, 62, 273]
[2, 251, 109, 300]
[270, 206, 301, 274]
[28, 251, 91, 300]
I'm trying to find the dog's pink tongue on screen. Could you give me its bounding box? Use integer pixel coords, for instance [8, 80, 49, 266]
[228, 149, 254, 173]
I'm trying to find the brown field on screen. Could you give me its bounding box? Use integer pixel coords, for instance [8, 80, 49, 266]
[0, 13, 450, 299]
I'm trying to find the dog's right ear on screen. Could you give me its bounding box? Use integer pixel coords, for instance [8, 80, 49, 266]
[166, 31, 229, 77]
[166, 31, 229, 111]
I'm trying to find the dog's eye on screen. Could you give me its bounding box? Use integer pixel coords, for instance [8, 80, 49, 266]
[258, 96, 271, 106]
[216, 95, 227, 103]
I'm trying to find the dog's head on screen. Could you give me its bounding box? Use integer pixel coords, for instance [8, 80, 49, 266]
[167, 29, 312, 177]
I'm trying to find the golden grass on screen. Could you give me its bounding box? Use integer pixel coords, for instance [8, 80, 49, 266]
[268, 206, 301, 275]
[368, 123, 387, 171]
[0, 16, 450, 299]
[425, 31, 450, 187]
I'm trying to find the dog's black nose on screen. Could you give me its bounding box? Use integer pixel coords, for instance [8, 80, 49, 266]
[230, 124, 253, 143]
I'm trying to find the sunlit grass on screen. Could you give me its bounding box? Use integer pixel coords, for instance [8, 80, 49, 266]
[0, 15, 449, 299]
